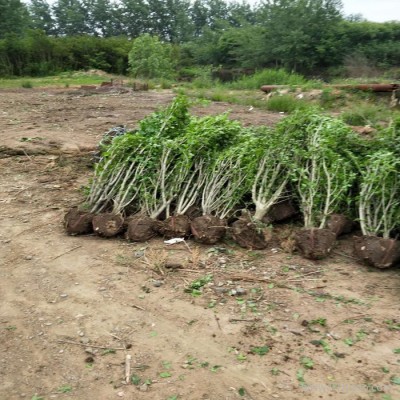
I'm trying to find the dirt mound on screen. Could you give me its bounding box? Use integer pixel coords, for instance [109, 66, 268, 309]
[326, 214, 354, 237]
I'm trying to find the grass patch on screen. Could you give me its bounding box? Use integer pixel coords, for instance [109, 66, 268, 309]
[340, 103, 391, 126]
[0, 72, 112, 89]
[266, 94, 310, 113]
[229, 68, 307, 90]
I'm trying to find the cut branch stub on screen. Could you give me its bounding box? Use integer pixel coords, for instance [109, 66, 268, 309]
[353, 236, 400, 269]
[64, 207, 94, 235]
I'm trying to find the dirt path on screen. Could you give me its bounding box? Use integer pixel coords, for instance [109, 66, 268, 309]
[0, 89, 399, 400]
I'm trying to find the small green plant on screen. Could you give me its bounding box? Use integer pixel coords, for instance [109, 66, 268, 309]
[393, 348, 400, 354]
[160, 371, 172, 378]
[310, 318, 327, 327]
[131, 374, 141, 385]
[237, 353, 247, 361]
[296, 369, 306, 385]
[390, 376, 400, 385]
[238, 387, 246, 396]
[185, 274, 213, 296]
[21, 80, 33, 88]
[5, 325, 16, 331]
[250, 346, 270, 356]
[385, 320, 400, 331]
[271, 368, 280, 376]
[300, 357, 314, 369]
[31, 396, 44, 400]
[102, 348, 116, 355]
[57, 385, 72, 393]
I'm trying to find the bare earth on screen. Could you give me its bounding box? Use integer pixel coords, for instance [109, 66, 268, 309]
[0, 88, 399, 400]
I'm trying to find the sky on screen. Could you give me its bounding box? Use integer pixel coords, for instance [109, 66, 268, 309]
[341, 0, 400, 22]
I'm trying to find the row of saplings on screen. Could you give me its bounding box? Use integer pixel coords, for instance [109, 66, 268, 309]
[64, 96, 400, 268]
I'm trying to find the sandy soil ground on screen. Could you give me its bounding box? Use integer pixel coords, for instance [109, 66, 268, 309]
[0, 87, 399, 400]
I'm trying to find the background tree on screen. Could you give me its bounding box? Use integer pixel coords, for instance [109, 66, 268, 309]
[128, 33, 175, 78]
[259, 0, 343, 73]
[52, 0, 88, 36]
[28, 0, 55, 35]
[0, 0, 30, 38]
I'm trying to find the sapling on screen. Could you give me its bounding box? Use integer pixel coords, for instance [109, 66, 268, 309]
[358, 151, 400, 238]
[86, 133, 151, 214]
[287, 113, 357, 229]
[199, 141, 254, 220]
[250, 127, 295, 221]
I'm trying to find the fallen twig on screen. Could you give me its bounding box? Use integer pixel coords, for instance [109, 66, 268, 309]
[57, 339, 125, 350]
[229, 318, 260, 323]
[332, 250, 358, 260]
[131, 304, 146, 311]
[125, 354, 132, 384]
[214, 314, 222, 331]
[51, 245, 82, 260]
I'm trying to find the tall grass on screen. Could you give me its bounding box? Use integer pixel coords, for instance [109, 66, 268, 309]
[229, 68, 307, 90]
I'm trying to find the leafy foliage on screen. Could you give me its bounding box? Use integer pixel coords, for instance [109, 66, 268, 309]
[128, 34, 175, 79]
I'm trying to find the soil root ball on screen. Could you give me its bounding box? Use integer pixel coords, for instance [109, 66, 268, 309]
[64, 207, 94, 235]
[353, 236, 400, 269]
[191, 215, 227, 244]
[126, 215, 157, 242]
[295, 228, 336, 260]
[263, 200, 297, 224]
[159, 215, 191, 239]
[326, 214, 354, 237]
[231, 219, 268, 250]
[92, 213, 124, 237]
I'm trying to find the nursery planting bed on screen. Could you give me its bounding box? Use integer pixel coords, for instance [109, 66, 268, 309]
[1, 88, 399, 400]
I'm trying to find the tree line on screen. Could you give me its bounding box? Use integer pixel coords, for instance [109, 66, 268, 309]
[0, 0, 399, 78]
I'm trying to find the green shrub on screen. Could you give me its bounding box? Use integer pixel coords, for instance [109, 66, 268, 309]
[128, 34, 175, 79]
[21, 80, 33, 88]
[266, 94, 309, 113]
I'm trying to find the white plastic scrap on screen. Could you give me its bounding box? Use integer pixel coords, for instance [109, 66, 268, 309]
[164, 238, 185, 245]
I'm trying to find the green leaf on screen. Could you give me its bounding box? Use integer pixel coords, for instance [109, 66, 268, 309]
[296, 369, 306, 385]
[393, 348, 400, 354]
[160, 372, 172, 378]
[390, 376, 400, 385]
[57, 385, 72, 393]
[131, 374, 141, 386]
[300, 357, 314, 369]
[238, 387, 246, 396]
[344, 338, 354, 346]
[250, 346, 270, 356]
[237, 354, 247, 361]
[210, 365, 222, 372]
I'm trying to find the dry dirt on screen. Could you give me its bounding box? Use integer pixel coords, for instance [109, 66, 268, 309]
[0, 87, 399, 400]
